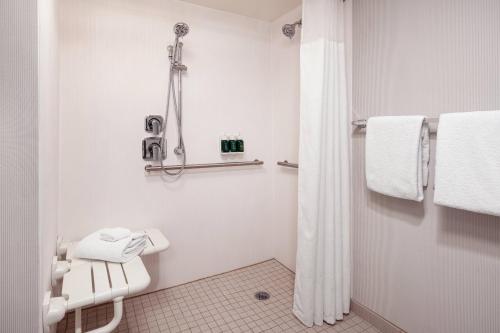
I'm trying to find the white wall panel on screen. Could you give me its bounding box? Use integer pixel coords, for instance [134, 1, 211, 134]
[352, 1, 500, 332]
[58, 0, 275, 291]
[0, 0, 40, 332]
[270, 6, 301, 272]
[38, 0, 60, 324]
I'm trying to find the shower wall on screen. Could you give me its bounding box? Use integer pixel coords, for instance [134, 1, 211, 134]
[39, 0, 60, 322]
[352, 1, 500, 332]
[58, 0, 282, 290]
[270, 7, 301, 272]
[1, 0, 59, 331]
[0, 1, 39, 332]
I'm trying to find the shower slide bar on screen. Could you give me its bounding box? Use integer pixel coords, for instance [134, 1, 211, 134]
[352, 117, 439, 132]
[277, 160, 299, 169]
[145, 159, 264, 172]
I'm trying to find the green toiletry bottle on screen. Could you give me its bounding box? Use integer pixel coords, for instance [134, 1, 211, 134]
[221, 135, 230, 153]
[229, 135, 237, 152]
[236, 134, 244, 152]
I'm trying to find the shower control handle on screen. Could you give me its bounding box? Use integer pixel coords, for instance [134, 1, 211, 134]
[151, 144, 160, 161]
[142, 137, 166, 161]
[145, 115, 164, 135]
[152, 120, 161, 135]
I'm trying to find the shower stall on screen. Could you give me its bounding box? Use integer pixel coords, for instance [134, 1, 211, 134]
[4, 0, 500, 332]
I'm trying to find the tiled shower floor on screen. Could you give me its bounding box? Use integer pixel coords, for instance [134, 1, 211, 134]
[57, 260, 380, 333]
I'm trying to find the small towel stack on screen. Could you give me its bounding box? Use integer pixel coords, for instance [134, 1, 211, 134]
[74, 228, 148, 263]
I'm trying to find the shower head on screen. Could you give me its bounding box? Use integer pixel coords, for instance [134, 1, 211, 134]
[282, 19, 302, 39]
[174, 22, 189, 38]
[282, 24, 296, 39]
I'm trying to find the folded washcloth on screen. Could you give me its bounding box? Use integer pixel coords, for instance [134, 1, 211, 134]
[366, 116, 430, 201]
[74, 230, 147, 263]
[434, 111, 500, 216]
[124, 232, 147, 254]
[99, 227, 131, 242]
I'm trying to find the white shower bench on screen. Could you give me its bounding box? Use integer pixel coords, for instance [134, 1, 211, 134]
[43, 228, 169, 333]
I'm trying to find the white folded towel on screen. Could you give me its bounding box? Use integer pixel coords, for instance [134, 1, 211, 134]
[434, 111, 500, 216]
[124, 232, 147, 254]
[99, 227, 131, 242]
[74, 230, 148, 263]
[366, 116, 430, 201]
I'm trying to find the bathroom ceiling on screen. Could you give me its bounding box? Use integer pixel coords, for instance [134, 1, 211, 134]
[179, 0, 302, 21]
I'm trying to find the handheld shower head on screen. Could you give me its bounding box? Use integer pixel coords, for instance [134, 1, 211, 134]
[174, 22, 189, 38]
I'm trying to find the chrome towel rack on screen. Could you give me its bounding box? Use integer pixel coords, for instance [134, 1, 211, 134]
[351, 119, 368, 128]
[351, 117, 439, 132]
[277, 160, 298, 169]
[145, 159, 264, 172]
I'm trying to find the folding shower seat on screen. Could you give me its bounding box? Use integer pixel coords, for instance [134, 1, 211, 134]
[43, 228, 169, 333]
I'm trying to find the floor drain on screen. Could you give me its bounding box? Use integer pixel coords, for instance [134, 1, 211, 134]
[254, 291, 270, 301]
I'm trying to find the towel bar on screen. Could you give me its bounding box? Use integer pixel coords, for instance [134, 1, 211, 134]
[352, 118, 439, 133]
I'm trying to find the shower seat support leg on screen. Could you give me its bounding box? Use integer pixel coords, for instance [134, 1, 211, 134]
[74, 297, 124, 333]
[75, 308, 82, 333]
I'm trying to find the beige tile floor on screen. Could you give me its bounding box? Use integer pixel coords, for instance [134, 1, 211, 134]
[57, 260, 380, 333]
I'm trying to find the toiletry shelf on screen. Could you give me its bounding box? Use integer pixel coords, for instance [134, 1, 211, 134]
[277, 160, 298, 169]
[220, 152, 245, 156]
[145, 159, 264, 172]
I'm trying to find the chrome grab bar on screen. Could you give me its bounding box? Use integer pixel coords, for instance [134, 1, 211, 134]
[277, 160, 298, 169]
[145, 159, 264, 172]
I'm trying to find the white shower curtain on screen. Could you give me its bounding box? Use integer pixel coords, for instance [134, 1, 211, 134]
[293, 0, 351, 327]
